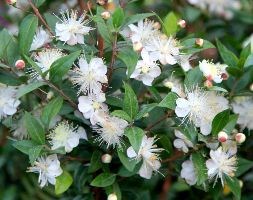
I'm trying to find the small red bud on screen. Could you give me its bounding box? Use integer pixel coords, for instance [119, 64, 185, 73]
[15, 60, 25, 70]
[218, 131, 228, 143]
[235, 133, 246, 144]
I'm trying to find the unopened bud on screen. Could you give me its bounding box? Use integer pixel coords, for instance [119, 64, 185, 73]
[239, 180, 243, 188]
[101, 154, 112, 163]
[218, 131, 228, 143]
[250, 83, 253, 91]
[15, 59, 25, 70]
[47, 91, 54, 100]
[195, 38, 204, 47]
[133, 41, 143, 52]
[164, 81, 174, 89]
[108, 193, 117, 200]
[153, 22, 161, 29]
[97, 0, 108, 5]
[204, 80, 213, 88]
[235, 133, 246, 144]
[101, 11, 111, 20]
[6, 0, 16, 4]
[178, 19, 186, 28]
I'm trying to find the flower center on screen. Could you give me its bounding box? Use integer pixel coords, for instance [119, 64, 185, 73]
[141, 65, 150, 74]
[92, 102, 100, 110]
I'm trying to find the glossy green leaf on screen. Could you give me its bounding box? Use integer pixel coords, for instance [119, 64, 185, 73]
[158, 92, 178, 109]
[17, 82, 46, 98]
[123, 83, 139, 119]
[111, 110, 132, 122]
[90, 173, 116, 187]
[125, 127, 144, 153]
[192, 152, 208, 186]
[88, 151, 103, 173]
[163, 12, 178, 36]
[55, 170, 73, 195]
[211, 109, 230, 135]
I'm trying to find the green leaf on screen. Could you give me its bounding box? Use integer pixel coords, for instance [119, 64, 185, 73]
[181, 38, 215, 54]
[223, 115, 238, 134]
[55, 170, 73, 195]
[24, 112, 45, 144]
[50, 51, 81, 82]
[226, 66, 243, 77]
[24, 54, 43, 76]
[117, 47, 139, 78]
[184, 67, 203, 88]
[125, 127, 144, 153]
[158, 92, 178, 109]
[211, 109, 230, 135]
[93, 8, 112, 44]
[0, 29, 19, 65]
[41, 97, 63, 128]
[17, 82, 46, 98]
[88, 151, 102, 173]
[135, 103, 157, 120]
[238, 45, 250, 68]
[216, 40, 238, 67]
[123, 13, 155, 27]
[208, 86, 228, 93]
[163, 12, 178, 36]
[106, 96, 123, 108]
[192, 152, 208, 185]
[236, 157, 253, 177]
[117, 148, 137, 172]
[225, 176, 241, 200]
[244, 54, 253, 68]
[112, 7, 125, 28]
[28, 145, 43, 164]
[32, 0, 46, 7]
[13, 140, 38, 155]
[90, 173, 116, 187]
[123, 83, 139, 119]
[19, 14, 38, 55]
[105, 183, 122, 200]
[111, 110, 132, 122]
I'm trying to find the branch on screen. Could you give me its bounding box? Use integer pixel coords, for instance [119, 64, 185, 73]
[107, 33, 118, 83]
[43, 78, 78, 109]
[28, 0, 54, 36]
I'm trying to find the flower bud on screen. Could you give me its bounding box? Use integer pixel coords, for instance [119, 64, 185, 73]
[195, 38, 204, 47]
[204, 80, 213, 88]
[101, 154, 112, 164]
[239, 180, 243, 188]
[108, 193, 117, 200]
[6, 0, 16, 4]
[153, 22, 161, 30]
[15, 59, 25, 70]
[164, 81, 174, 89]
[97, 0, 108, 6]
[47, 91, 54, 100]
[235, 133, 246, 144]
[101, 11, 111, 20]
[218, 131, 228, 143]
[133, 41, 143, 52]
[178, 19, 186, 28]
[250, 83, 253, 91]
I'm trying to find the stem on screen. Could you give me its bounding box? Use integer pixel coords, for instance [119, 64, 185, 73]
[43, 78, 78, 109]
[107, 33, 118, 83]
[144, 111, 174, 131]
[28, 0, 54, 36]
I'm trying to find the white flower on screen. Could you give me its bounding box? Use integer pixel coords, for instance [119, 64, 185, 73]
[71, 57, 108, 95]
[55, 10, 93, 45]
[145, 35, 180, 65]
[30, 27, 52, 51]
[206, 147, 237, 186]
[127, 135, 163, 179]
[177, 54, 193, 72]
[199, 60, 228, 83]
[49, 121, 87, 153]
[32, 49, 64, 79]
[187, 0, 240, 19]
[173, 130, 193, 153]
[12, 116, 28, 140]
[180, 159, 197, 185]
[0, 84, 20, 120]
[78, 93, 108, 125]
[163, 76, 185, 97]
[222, 140, 237, 156]
[232, 97, 253, 130]
[93, 115, 128, 148]
[175, 87, 229, 135]
[27, 154, 63, 188]
[130, 50, 161, 86]
[125, 19, 159, 49]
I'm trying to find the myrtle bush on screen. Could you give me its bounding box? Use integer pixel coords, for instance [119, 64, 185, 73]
[0, 0, 253, 200]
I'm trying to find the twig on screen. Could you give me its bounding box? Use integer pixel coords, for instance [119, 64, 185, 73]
[98, 35, 104, 58]
[28, 0, 54, 36]
[43, 78, 78, 109]
[107, 33, 118, 83]
[145, 111, 174, 131]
